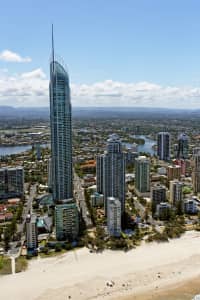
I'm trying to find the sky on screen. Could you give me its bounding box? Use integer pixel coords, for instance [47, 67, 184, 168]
[1, 0, 200, 108]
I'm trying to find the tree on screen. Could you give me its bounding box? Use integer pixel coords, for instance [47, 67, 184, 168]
[144, 208, 149, 221]
[63, 243, 72, 250]
[0, 227, 3, 242]
[175, 200, 183, 216]
[198, 211, 200, 224]
[4, 228, 11, 251]
[42, 247, 49, 254]
[55, 243, 62, 252]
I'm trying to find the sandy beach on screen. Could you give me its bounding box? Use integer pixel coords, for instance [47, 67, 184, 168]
[121, 277, 200, 300]
[0, 231, 200, 300]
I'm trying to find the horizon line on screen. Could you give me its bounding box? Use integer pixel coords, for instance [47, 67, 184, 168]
[1, 105, 200, 111]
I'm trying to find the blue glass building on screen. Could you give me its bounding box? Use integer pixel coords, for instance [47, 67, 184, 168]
[49, 33, 73, 202]
[177, 133, 189, 159]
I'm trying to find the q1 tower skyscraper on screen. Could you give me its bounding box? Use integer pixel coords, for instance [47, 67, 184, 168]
[49, 25, 73, 202]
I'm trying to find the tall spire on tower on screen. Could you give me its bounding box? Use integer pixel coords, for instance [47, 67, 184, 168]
[52, 24, 55, 72]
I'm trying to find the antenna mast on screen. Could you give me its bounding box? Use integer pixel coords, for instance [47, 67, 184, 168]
[52, 24, 55, 72]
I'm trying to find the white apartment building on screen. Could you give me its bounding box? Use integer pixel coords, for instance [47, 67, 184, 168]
[107, 197, 121, 237]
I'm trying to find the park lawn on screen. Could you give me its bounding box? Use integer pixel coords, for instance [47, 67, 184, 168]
[0, 256, 12, 275]
[15, 256, 28, 273]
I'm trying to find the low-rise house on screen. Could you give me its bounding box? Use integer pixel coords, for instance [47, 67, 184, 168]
[5, 212, 14, 221]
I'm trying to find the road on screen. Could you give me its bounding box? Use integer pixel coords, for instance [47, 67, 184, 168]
[74, 172, 92, 228]
[134, 197, 146, 218]
[18, 183, 37, 235]
[8, 184, 37, 256]
[133, 196, 162, 229]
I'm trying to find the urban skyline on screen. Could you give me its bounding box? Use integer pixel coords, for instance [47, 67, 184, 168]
[1, 2, 200, 300]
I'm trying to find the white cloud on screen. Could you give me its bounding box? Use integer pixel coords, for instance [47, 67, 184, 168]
[0, 50, 31, 63]
[21, 69, 46, 79]
[0, 69, 200, 108]
[0, 68, 48, 106]
[71, 80, 200, 108]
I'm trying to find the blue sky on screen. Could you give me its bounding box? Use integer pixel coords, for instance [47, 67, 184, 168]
[1, 0, 200, 107]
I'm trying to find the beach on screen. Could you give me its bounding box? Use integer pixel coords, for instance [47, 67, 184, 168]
[0, 231, 200, 300]
[122, 277, 200, 300]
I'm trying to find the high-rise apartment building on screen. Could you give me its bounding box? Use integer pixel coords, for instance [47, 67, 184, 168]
[96, 134, 126, 215]
[90, 192, 104, 207]
[177, 133, 189, 159]
[35, 143, 41, 160]
[125, 146, 138, 168]
[49, 28, 73, 202]
[0, 167, 24, 199]
[193, 147, 200, 155]
[157, 132, 170, 161]
[47, 158, 52, 191]
[0, 169, 6, 198]
[96, 155, 104, 194]
[107, 197, 121, 237]
[192, 147, 200, 193]
[174, 144, 179, 158]
[135, 156, 150, 196]
[26, 214, 38, 250]
[151, 184, 166, 214]
[172, 159, 186, 176]
[55, 200, 79, 241]
[156, 202, 171, 220]
[167, 165, 181, 181]
[49, 27, 79, 241]
[169, 180, 183, 204]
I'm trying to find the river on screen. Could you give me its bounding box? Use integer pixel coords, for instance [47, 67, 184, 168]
[124, 135, 156, 155]
[0, 135, 156, 157]
[0, 144, 49, 157]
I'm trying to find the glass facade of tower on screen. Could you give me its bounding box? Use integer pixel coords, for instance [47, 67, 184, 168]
[157, 132, 170, 161]
[135, 156, 150, 194]
[49, 61, 73, 201]
[96, 134, 126, 215]
[177, 133, 189, 159]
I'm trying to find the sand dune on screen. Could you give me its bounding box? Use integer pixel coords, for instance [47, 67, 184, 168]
[0, 231, 200, 300]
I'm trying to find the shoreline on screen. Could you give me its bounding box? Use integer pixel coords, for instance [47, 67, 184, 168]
[120, 276, 200, 300]
[0, 231, 200, 300]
